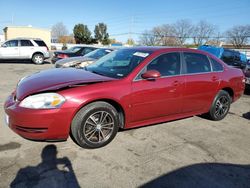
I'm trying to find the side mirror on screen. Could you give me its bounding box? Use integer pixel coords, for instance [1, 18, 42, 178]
[141, 70, 161, 80]
[1, 44, 7, 48]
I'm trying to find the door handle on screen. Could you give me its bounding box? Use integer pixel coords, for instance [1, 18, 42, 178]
[172, 80, 179, 86]
[211, 76, 219, 81]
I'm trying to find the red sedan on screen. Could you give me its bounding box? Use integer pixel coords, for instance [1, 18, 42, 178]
[4, 47, 245, 148]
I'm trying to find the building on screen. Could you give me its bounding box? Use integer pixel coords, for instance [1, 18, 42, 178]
[3, 26, 51, 49]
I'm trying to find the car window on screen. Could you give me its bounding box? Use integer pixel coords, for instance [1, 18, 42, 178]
[85, 48, 112, 59]
[184, 52, 211, 74]
[34, 40, 47, 47]
[87, 49, 152, 78]
[210, 57, 223, 72]
[147, 52, 181, 76]
[21, 40, 34, 46]
[221, 50, 234, 65]
[82, 48, 96, 55]
[5, 40, 18, 47]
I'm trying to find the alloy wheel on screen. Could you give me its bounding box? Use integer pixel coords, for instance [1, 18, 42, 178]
[214, 96, 230, 118]
[83, 111, 115, 144]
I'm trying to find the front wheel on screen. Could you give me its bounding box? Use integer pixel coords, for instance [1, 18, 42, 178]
[32, 54, 44, 64]
[71, 102, 119, 148]
[207, 90, 231, 121]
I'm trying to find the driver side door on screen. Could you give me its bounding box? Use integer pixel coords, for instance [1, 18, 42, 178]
[130, 52, 184, 124]
[0, 40, 20, 58]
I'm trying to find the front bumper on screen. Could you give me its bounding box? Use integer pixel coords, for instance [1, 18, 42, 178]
[44, 51, 50, 59]
[51, 57, 61, 64]
[4, 93, 75, 141]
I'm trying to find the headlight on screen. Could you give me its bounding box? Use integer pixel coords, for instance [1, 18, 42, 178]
[63, 61, 80, 68]
[19, 93, 65, 109]
[79, 61, 94, 68]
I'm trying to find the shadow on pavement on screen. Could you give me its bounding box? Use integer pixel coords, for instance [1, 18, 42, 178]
[243, 112, 250, 120]
[10, 144, 80, 188]
[140, 163, 250, 188]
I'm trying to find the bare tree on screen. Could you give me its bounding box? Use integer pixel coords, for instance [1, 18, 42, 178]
[152, 24, 177, 46]
[51, 22, 68, 40]
[138, 30, 158, 46]
[206, 32, 223, 46]
[226, 25, 250, 48]
[192, 20, 216, 46]
[173, 19, 193, 46]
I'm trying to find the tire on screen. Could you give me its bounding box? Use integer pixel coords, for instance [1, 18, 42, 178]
[207, 90, 231, 121]
[32, 53, 44, 64]
[71, 102, 119, 149]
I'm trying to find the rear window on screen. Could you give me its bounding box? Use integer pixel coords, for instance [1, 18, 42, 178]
[210, 57, 224, 72]
[34, 40, 47, 47]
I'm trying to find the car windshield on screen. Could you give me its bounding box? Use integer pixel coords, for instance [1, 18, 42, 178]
[65, 46, 82, 53]
[86, 48, 152, 79]
[84, 48, 113, 59]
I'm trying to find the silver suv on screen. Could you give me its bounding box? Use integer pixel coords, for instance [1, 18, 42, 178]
[0, 38, 50, 64]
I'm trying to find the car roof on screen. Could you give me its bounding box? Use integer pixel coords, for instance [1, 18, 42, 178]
[122, 46, 209, 54]
[8, 37, 43, 40]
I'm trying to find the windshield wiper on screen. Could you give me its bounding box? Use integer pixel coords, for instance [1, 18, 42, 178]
[91, 70, 106, 76]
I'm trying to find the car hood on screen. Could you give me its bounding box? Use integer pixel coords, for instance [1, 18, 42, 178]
[55, 56, 95, 65]
[16, 68, 116, 100]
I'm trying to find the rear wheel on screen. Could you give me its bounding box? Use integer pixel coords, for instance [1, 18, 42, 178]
[207, 90, 231, 121]
[32, 53, 44, 64]
[71, 102, 119, 148]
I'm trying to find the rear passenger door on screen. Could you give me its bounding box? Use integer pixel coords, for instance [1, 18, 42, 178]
[19, 40, 35, 58]
[182, 52, 220, 113]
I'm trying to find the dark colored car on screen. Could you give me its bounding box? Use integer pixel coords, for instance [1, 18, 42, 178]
[244, 60, 250, 89]
[55, 48, 114, 68]
[4, 47, 245, 148]
[198, 45, 246, 69]
[51, 46, 98, 63]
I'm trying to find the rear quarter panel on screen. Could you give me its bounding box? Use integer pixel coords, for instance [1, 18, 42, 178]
[219, 67, 245, 102]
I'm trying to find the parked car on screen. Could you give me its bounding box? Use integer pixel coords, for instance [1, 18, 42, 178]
[55, 48, 114, 68]
[0, 38, 50, 64]
[244, 60, 250, 90]
[198, 45, 246, 69]
[51, 46, 98, 63]
[4, 47, 245, 148]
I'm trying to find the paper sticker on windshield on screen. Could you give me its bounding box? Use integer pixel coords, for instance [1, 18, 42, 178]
[133, 52, 149, 58]
[105, 50, 112, 53]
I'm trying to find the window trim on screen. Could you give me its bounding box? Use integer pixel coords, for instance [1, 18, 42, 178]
[133, 52, 183, 81]
[133, 51, 225, 82]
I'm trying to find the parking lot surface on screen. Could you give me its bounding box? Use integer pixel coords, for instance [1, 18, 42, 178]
[0, 62, 250, 188]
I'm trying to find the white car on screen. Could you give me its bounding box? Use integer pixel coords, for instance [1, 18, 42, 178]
[0, 38, 50, 64]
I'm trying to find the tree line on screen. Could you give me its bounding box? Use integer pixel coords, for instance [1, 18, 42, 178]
[52, 22, 110, 45]
[52, 20, 250, 48]
[138, 19, 250, 48]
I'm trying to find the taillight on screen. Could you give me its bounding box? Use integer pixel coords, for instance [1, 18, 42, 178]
[242, 77, 246, 83]
[57, 54, 69, 59]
